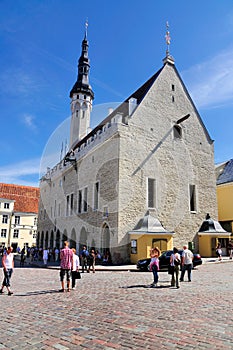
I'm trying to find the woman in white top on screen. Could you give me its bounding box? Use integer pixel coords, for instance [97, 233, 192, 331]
[71, 248, 80, 289]
[0, 246, 14, 295]
[170, 247, 181, 289]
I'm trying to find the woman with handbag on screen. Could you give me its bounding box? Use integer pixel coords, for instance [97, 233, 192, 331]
[71, 248, 80, 290]
[149, 247, 160, 288]
[170, 247, 181, 289]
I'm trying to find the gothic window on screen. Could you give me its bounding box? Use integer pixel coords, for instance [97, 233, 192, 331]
[70, 194, 74, 215]
[147, 178, 156, 209]
[78, 190, 82, 213]
[173, 124, 182, 139]
[66, 195, 70, 216]
[83, 187, 88, 212]
[93, 182, 99, 210]
[189, 184, 197, 212]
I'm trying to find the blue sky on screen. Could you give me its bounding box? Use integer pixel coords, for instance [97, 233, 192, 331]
[1, 0, 233, 187]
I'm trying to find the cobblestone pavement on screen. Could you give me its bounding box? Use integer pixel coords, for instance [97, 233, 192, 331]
[0, 260, 233, 349]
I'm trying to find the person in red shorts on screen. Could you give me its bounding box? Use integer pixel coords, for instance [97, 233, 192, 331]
[59, 241, 73, 292]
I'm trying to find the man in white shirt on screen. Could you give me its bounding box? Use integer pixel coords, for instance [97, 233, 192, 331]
[180, 245, 194, 282]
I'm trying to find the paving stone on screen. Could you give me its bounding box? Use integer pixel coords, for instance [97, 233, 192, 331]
[1, 261, 233, 349]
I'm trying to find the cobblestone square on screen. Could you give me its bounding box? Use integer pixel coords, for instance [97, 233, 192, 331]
[0, 261, 232, 349]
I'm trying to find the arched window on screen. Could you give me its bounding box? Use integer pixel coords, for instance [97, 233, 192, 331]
[173, 124, 182, 139]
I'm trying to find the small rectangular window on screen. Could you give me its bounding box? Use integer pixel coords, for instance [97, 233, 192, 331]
[66, 195, 70, 216]
[131, 240, 137, 254]
[83, 188, 88, 212]
[1, 229, 7, 238]
[2, 215, 8, 224]
[78, 190, 82, 213]
[189, 184, 197, 212]
[13, 229, 19, 238]
[172, 84, 175, 91]
[4, 203, 9, 209]
[70, 194, 74, 215]
[15, 216, 20, 225]
[148, 178, 156, 208]
[94, 182, 99, 210]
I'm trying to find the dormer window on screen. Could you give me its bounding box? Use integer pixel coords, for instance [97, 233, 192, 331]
[173, 124, 182, 139]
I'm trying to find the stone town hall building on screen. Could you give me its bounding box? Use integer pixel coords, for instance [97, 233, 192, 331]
[37, 27, 218, 263]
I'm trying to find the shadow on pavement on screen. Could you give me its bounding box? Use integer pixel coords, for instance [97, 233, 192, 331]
[120, 283, 171, 289]
[15, 289, 61, 296]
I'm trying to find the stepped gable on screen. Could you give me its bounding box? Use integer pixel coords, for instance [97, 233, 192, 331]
[0, 183, 40, 213]
[217, 159, 233, 185]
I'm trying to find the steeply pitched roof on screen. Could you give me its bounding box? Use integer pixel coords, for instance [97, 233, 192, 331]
[217, 159, 233, 185]
[71, 67, 163, 153]
[0, 183, 40, 213]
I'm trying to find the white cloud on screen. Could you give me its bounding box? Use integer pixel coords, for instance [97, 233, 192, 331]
[181, 47, 233, 109]
[0, 158, 40, 187]
[22, 113, 37, 131]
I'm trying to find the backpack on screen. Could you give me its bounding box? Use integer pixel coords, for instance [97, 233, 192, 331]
[174, 258, 181, 266]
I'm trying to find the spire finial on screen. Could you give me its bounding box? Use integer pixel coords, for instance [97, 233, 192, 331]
[85, 18, 88, 39]
[165, 21, 171, 57]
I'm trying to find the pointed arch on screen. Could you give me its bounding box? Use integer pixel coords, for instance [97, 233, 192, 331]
[80, 227, 88, 251]
[40, 231, 44, 248]
[101, 223, 110, 253]
[70, 228, 76, 249]
[50, 230, 54, 249]
[62, 230, 68, 246]
[45, 231, 49, 248]
[56, 230, 60, 248]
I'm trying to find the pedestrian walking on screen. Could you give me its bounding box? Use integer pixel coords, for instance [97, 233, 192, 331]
[54, 247, 60, 262]
[80, 245, 89, 273]
[169, 247, 181, 289]
[88, 248, 96, 273]
[216, 242, 222, 261]
[0, 246, 14, 296]
[228, 240, 233, 259]
[71, 248, 80, 290]
[180, 245, 194, 282]
[43, 248, 49, 266]
[59, 241, 73, 292]
[149, 247, 160, 288]
[20, 247, 26, 267]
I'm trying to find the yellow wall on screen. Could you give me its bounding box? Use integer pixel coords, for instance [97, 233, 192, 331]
[199, 235, 230, 257]
[217, 183, 233, 221]
[130, 234, 173, 263]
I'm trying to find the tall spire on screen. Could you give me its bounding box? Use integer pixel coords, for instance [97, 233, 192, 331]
[69, 21, 94, 99]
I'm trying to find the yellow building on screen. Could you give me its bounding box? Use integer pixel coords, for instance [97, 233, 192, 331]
[129, 210, 174, 263]
[0, 183, 39, 251]
[216, 159, 233, 234]
[198, 214, 231, 257]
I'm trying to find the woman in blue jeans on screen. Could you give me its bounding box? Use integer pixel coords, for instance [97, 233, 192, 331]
[149, 247, 161, 288]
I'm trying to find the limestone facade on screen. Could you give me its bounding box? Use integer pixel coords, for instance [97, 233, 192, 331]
[38, 43, 217, 262]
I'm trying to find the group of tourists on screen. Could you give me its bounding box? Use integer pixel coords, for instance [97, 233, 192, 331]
[149, 245, 194, 289]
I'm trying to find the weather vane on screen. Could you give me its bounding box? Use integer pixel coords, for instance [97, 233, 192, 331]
[85, 18, 88, 38]
[165, 21, 171, 56]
